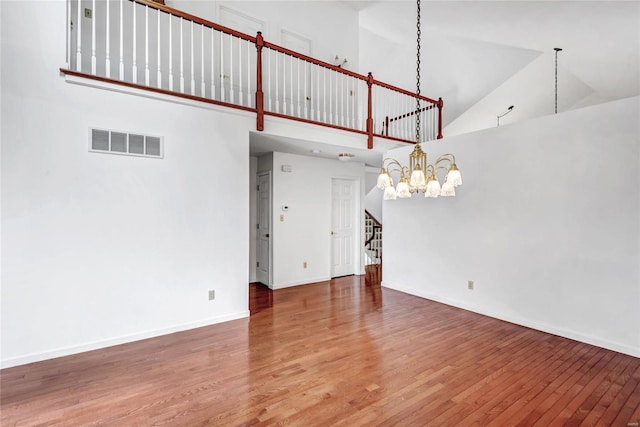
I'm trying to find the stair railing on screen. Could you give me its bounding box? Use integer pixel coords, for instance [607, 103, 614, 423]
[62, 0, 443, 147]
[364, 210, 382, 266]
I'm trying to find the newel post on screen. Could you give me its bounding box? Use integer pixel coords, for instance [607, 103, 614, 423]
[255, 31, 265, 131]
[366, 72, 374, 149]
[437, 97, 444, 139]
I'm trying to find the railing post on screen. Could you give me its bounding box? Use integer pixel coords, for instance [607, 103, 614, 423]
[255, 31, 265, 131]
[437, 97, 444, 139]
[366, 72, 374, 149]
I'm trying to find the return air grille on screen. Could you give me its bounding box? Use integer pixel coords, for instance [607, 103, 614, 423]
[90, 128, 163, 158]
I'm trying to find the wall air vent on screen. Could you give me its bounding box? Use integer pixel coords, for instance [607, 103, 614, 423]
[90, 128, 163, 158]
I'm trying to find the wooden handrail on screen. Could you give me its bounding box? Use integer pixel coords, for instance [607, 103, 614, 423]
[364, 226, 381, 249]
[372, 79, 439, 105]
[66, 0, 445, 146]
[131, 0, 257, 43]
[262, 41, 367, 81]
[387, 104, 436, 125]
[365, 210, 382, 228]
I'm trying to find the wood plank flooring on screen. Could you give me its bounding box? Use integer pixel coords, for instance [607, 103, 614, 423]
[1, 276, 639, 426]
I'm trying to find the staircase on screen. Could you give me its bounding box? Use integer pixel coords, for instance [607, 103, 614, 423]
[364, 210, 382, 285]
[365, 212, 382, 265]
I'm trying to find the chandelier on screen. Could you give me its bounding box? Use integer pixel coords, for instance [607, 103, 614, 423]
[376, 0, 462, 200]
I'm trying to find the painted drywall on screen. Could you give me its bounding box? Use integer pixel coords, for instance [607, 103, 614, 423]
[270, 152, 365, 289]
[171, 1, 359, 71]
[249, 156, 258, 283]
[1, 0, 251, 367]
[382, 96, 640, 357]
[364, 168, 383, 223]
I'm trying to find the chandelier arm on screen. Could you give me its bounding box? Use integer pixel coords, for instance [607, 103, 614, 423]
[434, 154, 456, 166]
[383, 158, 405, 171]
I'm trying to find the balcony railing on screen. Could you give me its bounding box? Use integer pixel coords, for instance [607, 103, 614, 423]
[63, 0, 443, 148]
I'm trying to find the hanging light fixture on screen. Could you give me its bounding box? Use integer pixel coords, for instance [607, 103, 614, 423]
[377, 0, 461, 200]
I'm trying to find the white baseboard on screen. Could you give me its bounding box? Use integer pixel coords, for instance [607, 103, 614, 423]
[382, 281, 640, 358]
[271, 276, 331, 290]
[1, 311, 250, 369]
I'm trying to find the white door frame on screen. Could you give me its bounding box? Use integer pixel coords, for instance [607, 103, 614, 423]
[256, 171, 272, 287]
[330, 177, 362, 278]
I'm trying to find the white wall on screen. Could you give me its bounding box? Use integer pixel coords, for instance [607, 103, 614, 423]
[1, 0, 251, 367]
[382, 97, 640, 357]
[364, 168, 383, 223]
[171, 1, 359, 70]
[249, 156, 258, 283]
[270, 152, 365, 289]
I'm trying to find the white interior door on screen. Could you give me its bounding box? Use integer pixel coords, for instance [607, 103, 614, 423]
[331, 178, 356, 278]
[256, 173, 271, 286]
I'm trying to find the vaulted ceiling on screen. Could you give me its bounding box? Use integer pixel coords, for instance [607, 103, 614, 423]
[355, 0, 639, 135]
[250, 1, 638, 165]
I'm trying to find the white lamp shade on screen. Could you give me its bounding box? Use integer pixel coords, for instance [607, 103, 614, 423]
[440, 181, 456, 197]
[409, 169, 426, 189]
[447, 168, 462, 187]
[383, 185, 397, 200]
[396, 181, 412, 198]
[425, 178, 441, 198]
[377, 172, 391, 189]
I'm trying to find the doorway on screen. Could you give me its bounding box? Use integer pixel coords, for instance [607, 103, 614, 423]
[256, 172, 271, 286]
[331, 178, 357, 278]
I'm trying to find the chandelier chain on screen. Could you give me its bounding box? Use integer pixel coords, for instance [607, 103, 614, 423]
[554, 48, 559, 114]
[415, 0, 421, 144]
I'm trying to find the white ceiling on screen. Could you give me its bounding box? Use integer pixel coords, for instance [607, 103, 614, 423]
[251, 1, 639, 163]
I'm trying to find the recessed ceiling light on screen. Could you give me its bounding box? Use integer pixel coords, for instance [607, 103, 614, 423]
[311, 149, 321, 154]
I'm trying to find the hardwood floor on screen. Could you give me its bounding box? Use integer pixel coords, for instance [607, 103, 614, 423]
[2, 276, 639, 426]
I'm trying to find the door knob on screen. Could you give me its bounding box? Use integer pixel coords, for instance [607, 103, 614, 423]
[265, 233, 270, 238]
[331, 231, 335, 235]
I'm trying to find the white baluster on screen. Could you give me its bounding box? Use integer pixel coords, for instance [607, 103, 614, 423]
[211, 30, 215, 100]
[105, 0, 110, 78]
[329, 69, 333, 124]
[296, 58, 301, 117]
[190, 21, 195, 95]
[323, 67, 327, 123]
[76, 0, 82, 71]
[91, 0, 96, 74]
[346, 77, 351, 129]
[229, 35, 234, 104]
[303, 61, 308, 119]
[132, 1, 137, 83]
[340, 74, 345, 127]
[169, 14, 173, 91]
[280, 54, 287, 114]
[289, 56, 294, 116]
[66, 0, 70, 68]
[201, 25, 205, 97]
[275, 51, 280, 113]
[238, 37, 243, 105]
[157, 9, 161, 88]
[267, 49, 272, 111]
[220, 32, 225, 101]
[144, 5, 149, 86]
[316, 66, 320, 121]
[119, 0, 124, 80]
[179, 18, 184, 93]
[247, 39, 251, 107]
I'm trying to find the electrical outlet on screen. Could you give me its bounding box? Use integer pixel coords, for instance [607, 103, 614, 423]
[468, 280, 474, 290]
[84, 8, 92, 18]
[208, 290, 215, 300]
[280, 214, 284, 222]
[303, 261, 308, 269]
